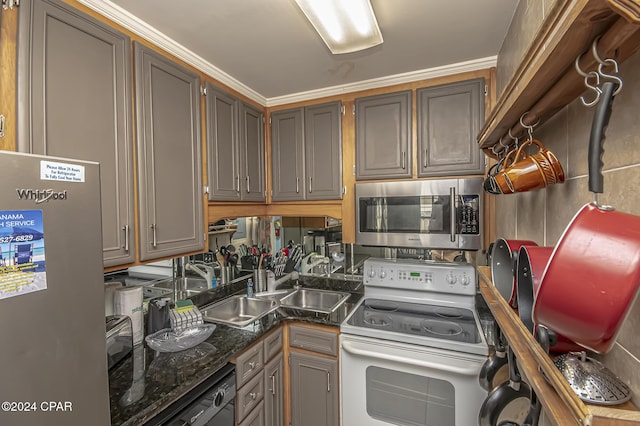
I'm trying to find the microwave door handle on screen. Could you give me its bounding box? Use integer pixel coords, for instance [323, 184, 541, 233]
[450, 187, 456, 243]
[342, 341, 478, 375]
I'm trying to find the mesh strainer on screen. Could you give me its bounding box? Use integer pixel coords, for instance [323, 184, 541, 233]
[554, 352, 631, 405]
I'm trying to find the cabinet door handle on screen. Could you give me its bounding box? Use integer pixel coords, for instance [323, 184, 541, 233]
[249, 392, 257, 400]
[122, 225, 129, 252]
[308, 177, 312, 193]
[296, 177, 299, 194]
[236, 175, 240, 193]
[248, 361, 256, 370]
[327, 371, 331, 392]
[270, 374, 276, 395]
[246, 176, 250, 193]
[450, 187, 456, 243]
[401, 151, 406, 169]
[150, 224, 157, 247]
[424, 149, 428, 168]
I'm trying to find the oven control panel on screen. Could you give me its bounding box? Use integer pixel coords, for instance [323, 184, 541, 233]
[363, 258, 476, 296]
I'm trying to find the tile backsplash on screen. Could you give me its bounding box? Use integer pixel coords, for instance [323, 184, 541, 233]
[494, 0, 640, 419]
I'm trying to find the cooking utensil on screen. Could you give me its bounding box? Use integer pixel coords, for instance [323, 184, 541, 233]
[491, 239, 538, 307]
[516, 246, 582, 354]
[554, 351, 631, 405]
[533, 81, 640, 353]
[478, 347, 532, 426]
[479, 322, 509, 392]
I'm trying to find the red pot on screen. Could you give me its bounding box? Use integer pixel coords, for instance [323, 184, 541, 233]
[516, 246, 582, 353]
[533, 82, 640, 354]
[533, 203, 640, 353]
[491, 238, 537, 307]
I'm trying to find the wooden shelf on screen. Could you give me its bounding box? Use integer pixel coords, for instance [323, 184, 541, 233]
[478, 0, 640, 152]
[478, 266, 640, 426]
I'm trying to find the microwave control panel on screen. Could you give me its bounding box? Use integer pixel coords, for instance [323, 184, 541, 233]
[458, 195, 479, 234]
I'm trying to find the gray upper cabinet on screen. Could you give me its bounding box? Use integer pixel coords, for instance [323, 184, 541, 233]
[17, 0, 135, 267]
[239, 101, 266, 201]
[134, 42, 205, 261]
[271, 101, 342, 201]
[355, 91, 412, 180]
[304, 102, 342, 200]
[205, 84, 265, 201]
[417, 78, 485, 176]
[271, 108, 305, 201]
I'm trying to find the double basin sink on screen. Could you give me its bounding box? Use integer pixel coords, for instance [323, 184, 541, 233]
[200, 288, 351, 328]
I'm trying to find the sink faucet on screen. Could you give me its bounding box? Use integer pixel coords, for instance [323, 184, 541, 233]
[185, 261, 214, 287]
[269, 271, 300, 292]
[300, 253, 330, 275]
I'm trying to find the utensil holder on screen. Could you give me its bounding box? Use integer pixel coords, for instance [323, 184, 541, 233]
[253, 269, 266, 293]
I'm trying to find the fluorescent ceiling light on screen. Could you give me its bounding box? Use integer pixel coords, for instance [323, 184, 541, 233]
[293, 0, 383, 54]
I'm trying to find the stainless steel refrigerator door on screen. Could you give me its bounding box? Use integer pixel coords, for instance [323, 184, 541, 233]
[0, 151, 110, 425]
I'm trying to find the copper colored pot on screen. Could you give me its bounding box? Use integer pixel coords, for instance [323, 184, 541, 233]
[491, 239, 537, 308]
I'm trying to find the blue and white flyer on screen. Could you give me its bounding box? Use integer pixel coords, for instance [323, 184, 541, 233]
[0, 210, 47, 299]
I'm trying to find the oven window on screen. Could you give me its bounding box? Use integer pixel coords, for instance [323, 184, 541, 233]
[366, 366, 455, 426]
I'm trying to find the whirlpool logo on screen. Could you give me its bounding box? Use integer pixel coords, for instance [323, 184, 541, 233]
[16, 189, 68, 204]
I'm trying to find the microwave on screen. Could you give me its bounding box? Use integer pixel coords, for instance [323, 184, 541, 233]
[355, 178, 483, 250]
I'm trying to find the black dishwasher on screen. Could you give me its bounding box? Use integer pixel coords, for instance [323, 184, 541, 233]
[145, 363, 236, 426]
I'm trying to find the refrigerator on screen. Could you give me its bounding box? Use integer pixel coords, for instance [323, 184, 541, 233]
[0, 151, 110, 425]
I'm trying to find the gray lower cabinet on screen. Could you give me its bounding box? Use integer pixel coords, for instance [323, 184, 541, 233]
[263, 353, 283, 426]
[355, 91, 412, 180]
[206, 83, 265, 201]
[417, 78, 485, 176]
[235, 327, 283, 426]
[133, 42, 205, 261]
[271, 101, 342, 201]
[289, 351, 339, 426]
[17, 0, 135, 267]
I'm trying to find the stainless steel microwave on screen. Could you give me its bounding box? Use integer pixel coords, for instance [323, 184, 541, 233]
[355, 178, 483, 250]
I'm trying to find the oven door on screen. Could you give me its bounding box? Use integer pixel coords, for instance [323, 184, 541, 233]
[340, 334, 486, 426]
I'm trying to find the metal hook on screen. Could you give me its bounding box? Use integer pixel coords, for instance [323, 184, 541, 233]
[581, 71, 602, 107]
[591, 37, 623, 96]
[519, 111, 539, 142]
[574, 54, 590, 78]
[508, 128, 519, 149]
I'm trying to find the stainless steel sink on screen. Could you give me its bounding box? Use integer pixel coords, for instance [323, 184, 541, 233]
[143, 277, 210, 299]
[201, 295, 279, 327]
[279, 288, 350, 314]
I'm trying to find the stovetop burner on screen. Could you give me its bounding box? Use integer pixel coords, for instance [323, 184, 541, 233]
[346, 298, 481, 345]
[340, 258, 489, 356]
[363, 312, 392, 328]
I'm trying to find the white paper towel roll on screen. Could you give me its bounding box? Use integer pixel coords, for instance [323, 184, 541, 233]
[104, 281, 123, 316]
[114, 286, 144, 345]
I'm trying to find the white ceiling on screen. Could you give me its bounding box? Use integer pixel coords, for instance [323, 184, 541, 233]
[79, 0, 519, 106]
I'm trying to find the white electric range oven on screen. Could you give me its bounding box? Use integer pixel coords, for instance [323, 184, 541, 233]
[340, 258, 488, 426]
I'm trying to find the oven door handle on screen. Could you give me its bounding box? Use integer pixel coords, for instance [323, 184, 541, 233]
[342, 341, 479, 375]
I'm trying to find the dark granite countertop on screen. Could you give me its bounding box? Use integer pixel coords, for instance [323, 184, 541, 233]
[108, 275, 363, 426]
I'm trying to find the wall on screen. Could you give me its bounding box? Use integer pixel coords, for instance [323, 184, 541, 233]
[495, 0, 640, 416]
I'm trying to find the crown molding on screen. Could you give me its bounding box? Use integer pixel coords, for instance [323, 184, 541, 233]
[77, 0, 267, 105]
[265, 56, 497, 106]
[78, 0, 495, 108]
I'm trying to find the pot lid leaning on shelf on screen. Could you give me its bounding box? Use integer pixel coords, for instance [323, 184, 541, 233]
[554, 351, 631, 405]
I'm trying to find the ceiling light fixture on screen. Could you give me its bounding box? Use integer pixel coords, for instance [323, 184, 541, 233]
[293, 0, 383, 55]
